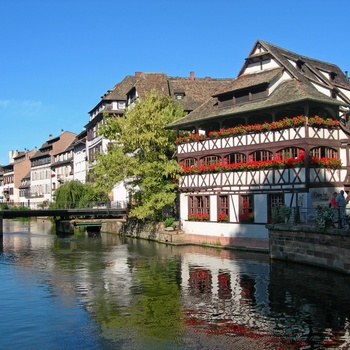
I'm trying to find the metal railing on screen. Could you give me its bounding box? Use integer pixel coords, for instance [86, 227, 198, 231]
[283, 206, 350, 229]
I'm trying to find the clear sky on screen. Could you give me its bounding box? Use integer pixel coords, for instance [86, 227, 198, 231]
[1, 0, 350, 165]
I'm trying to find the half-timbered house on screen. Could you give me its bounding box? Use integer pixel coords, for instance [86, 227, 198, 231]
[167, 40, 350, 250]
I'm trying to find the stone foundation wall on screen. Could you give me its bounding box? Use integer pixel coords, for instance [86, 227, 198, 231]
[268, 224, 350, 274]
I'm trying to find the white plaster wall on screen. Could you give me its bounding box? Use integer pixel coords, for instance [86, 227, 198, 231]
[338, 87, 350, 100]
[73, 143, 86, 183]
[311, 82, 331, 96]
[244, 59, 281, 74]
[269, 71, 292, 95]
[210, 195, 217, 221]
[111, 181, 128, 205]
[229, 194, 239, 222]
[181, 220, 268, 239]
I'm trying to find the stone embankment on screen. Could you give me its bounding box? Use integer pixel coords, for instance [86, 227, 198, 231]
[267, 223, 350, 274]
[103, 219, 269, 252]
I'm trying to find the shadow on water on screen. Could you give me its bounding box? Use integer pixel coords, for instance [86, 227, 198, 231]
[269, 259, 350, 346]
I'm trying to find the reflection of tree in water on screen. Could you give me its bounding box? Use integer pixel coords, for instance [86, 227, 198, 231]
[94, 254, 184, 346]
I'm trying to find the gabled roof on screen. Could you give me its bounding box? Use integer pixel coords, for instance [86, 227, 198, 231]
[241, 40, 349, 88]
[89, 75, 137, 114]
[128, 73, 169, 99]
[167, 40, 350, 129]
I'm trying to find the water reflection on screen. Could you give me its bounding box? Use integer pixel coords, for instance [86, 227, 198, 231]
[1, 219, 350, 349]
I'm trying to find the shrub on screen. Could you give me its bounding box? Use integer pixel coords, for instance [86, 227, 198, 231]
[164, 217, 176, 228]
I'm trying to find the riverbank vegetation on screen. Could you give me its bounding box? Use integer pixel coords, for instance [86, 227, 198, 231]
[50, 180, 108, 209]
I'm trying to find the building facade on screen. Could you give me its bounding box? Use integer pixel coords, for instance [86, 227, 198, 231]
[29, 131, 76, 208]
[167, 40, 350, 249]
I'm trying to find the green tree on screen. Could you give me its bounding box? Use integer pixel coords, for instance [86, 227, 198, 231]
[93, 89, 184, 220]
[52, 180, 107, 208]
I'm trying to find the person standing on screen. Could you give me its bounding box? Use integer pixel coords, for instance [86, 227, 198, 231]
[329, 192, 338, 208]
[336, 190, 346, 227]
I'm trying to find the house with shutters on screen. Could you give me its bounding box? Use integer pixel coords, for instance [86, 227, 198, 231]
[29, 131, 76, 208]
[51, 139, 75, 194]
[167, 40, 350, 250]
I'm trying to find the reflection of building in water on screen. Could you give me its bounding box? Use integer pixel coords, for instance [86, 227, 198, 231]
[181, 252, 273, 333]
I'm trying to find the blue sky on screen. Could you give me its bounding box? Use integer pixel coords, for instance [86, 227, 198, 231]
[1, 0, 350, 164]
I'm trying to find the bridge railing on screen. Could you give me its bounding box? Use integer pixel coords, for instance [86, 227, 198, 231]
[0, 200, 129, 210]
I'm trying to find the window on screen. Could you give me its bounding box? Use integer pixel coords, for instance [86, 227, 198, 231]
[249, 150, 273, 161]
[310, 147, 337, 159]
[268, 193, 284, 223]
[276, 147, 304, 160]
[240, 194, 254, 223]
[188, 195, 210, 220]
[182, 158, 197, 167]
[218, 195, 229, 222]
[175, 93, 185, 100]
[224, 153, 246, 164]
[118, 101, 126, 110]
[200, 155, 220, 165]
[218, 195, 228, 215]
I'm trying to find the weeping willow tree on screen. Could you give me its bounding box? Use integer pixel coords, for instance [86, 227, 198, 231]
[92, 89, 184, 220]
[51, 180, 108, 209]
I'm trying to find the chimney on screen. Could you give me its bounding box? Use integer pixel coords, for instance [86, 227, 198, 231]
[49, 134, 52, 140]
[190, 71, 195, 81]
[135, 72, 142, 77]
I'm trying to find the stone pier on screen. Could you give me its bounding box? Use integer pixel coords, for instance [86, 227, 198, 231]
[267, 223, 350, 274]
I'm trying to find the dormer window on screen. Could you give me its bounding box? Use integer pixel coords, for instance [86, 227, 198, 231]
[330, 72, 337, 81]
[174, 90, 185, 100]
[112, 101, 126, 110]
[175, 93, 185, 100]
[218, 84, 268, 107]
[296, 59, 305, 71]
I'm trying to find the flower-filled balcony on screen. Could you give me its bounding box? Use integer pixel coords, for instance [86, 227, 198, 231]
[179, 155, 343, 190]
[176, 116, 343, 156]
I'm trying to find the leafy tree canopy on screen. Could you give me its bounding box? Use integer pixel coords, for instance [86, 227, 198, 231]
[52, 180, 108, 209]
[93, 89, 184, 220]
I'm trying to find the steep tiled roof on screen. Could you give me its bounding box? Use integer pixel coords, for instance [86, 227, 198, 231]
[127, 72, 234, 111]
[254, 40, 350, 88]
[88, 75, 137, 114]
[130, 73, 169, 99]
[168, 77, 235, 111]
[167, 40, 350, 129]
[102, 75, 137, 101]
[213, 68, 283, 96]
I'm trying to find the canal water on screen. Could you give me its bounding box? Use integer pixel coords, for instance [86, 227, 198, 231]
[1, 220, 350, 350]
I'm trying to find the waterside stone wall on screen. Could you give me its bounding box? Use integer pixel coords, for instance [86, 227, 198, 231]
[267, 224, 350, 274]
